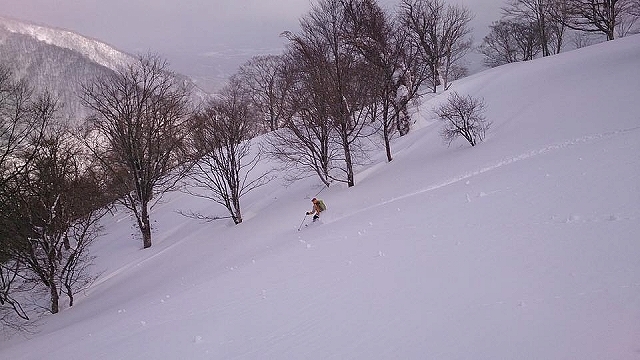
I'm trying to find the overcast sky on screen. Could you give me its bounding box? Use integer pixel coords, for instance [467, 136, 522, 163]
[0, 0, 503, 92]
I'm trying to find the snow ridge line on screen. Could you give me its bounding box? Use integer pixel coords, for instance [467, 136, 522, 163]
[345, 126, 640, 220]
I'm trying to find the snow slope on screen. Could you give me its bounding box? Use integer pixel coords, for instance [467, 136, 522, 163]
[0, 15, 133, 70]
[1, 35, 639, 359]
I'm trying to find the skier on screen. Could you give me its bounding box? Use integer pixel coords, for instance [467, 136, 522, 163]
[306, 197, 326, 222]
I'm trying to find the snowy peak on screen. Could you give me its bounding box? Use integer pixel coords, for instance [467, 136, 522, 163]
[0, 16, 210, 118]
[0, 15, 133, 70]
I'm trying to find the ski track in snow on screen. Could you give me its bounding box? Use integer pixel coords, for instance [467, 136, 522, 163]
[336, 126, 640, 320]
[87, 233, 190, 292]
[343, 126, 640, 221]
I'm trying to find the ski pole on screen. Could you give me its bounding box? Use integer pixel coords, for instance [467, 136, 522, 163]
[297, 214, 308, 231]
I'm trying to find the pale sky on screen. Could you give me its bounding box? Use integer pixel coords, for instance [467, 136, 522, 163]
[0, 0, 502, 92]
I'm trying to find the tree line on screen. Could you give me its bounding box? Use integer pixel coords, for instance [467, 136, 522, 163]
[479, 0, 640, 67]
[1, 0, 637, 329]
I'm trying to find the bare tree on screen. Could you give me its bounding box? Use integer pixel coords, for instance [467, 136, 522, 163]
[479, 19, 542, 67]
[81, 54, 192, 249]
[283, 0, 377, 187]
[267, 51, 342, 187]
[615, 0, 640, 35]
[503, 0, 567, 56]
[571, 30, 598, 48]
[341, 0, 429, 162]
[436, 92, 489, 147]
[631, 0, 640, 16]
[0, 65, 47, 192]
[236, 55, 295, 133]
[185, 77, 272, 225]
[0, 65, 48, 326]
[10, 114, 109, 315]
[399, 0, 474, 93]
[546, 0, 571, 53]
[558, 0, 638, 40]
[0, 260, 32, 328]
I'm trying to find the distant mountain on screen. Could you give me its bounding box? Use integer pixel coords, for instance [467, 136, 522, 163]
[0, 16, 208, 120]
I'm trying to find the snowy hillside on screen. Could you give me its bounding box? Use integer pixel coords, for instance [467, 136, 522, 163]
[0, 15, 132, 70]
[0, 16, 208, 118]
[1, 35, 639, 359]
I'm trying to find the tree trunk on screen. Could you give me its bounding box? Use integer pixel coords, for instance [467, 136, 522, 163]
[431, 64, 439, 93]
[397, 101, 410, 136]
[606, 0, 616, 40]
[384, 126, 393, 162]
[342, 132, 355, 187]
[538, 2, 551, 57]
[141, 202, 152, 249]
[50, 282, 59, 314]
[382, 106, 393, 162]
[233, 197, 243, 224]
[65, 282, 74, 307]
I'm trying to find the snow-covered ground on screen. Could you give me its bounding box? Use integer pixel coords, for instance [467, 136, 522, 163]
[1, 35, 639, 360]
[0, 15, 133, 70]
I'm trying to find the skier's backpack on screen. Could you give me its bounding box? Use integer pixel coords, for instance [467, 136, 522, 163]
[317, 199, 326, 211]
